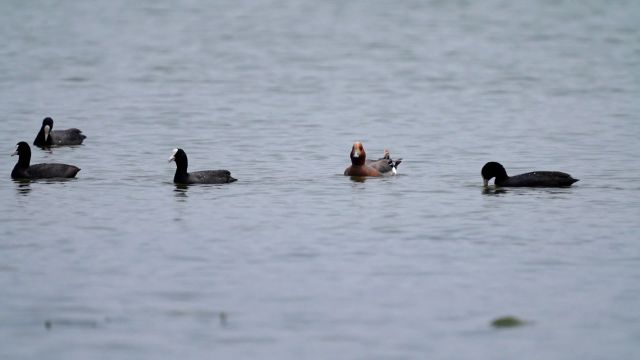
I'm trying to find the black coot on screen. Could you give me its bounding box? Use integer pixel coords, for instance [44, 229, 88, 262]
[34, 117, 86, 147]
[11, 142, 80, 179]
[169, 148, 236, 184]
[481, 162, 578, 187]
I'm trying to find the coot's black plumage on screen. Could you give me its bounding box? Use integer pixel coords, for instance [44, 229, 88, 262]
[34, 117, 86, 147]
[481, 162, 578, 187]
[11, 142, 80, 179]
[169, 148, 236, 184]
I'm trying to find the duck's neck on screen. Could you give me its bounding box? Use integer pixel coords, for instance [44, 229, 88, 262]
[350, 155, 365, 167]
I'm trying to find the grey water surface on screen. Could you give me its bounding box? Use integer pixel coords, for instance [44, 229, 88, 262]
[1, 0, 639, 359]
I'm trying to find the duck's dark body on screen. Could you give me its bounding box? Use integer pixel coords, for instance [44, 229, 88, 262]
[34, 117, 86, 147]
[482, 162, 578, 187]
[11, 142, 80, 179]
[170, 148, 236, 184]
[344, 164, 381, 177]
[366, 150, 402, 175]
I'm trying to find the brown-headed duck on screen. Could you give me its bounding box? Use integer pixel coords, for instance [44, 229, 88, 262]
[344, 142, 402, 177]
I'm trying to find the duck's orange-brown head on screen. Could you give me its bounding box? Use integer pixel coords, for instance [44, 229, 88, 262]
[350, 142, 366, 166]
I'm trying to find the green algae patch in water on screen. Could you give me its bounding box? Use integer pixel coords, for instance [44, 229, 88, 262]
[491, 316, 526, 328]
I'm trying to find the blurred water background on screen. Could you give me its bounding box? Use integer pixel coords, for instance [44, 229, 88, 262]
[1, 0, 639, 359]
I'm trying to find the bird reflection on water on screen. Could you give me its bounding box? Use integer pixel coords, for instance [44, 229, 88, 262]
[173, 184, 189, 201]
[348, 176, 368, 183]
[14, 181, 32, 196]
[482, 187, 508, 196]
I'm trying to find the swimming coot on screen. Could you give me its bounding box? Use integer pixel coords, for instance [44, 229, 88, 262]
[481, 161, 578, 187]
[11, 142, 80, 179]
[169, 148, 236, 184]
[34, 117, 86, 147]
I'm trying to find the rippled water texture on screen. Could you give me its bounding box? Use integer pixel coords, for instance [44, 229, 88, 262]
[1, 1, 639, 359]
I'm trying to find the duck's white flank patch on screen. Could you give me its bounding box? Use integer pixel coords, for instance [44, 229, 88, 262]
[44, 125, 50, 141]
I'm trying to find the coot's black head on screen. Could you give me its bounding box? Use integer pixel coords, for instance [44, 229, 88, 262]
[350, 142, 366, 166]
[169, 148, 188, 172]
[34, 117, 55, 147]
[42, 117, 54, 128]
[11, 141, 32, 166]
[481, 161, 508, 186]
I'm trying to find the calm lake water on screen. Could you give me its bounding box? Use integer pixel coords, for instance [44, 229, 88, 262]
[1, 0, 639, 359]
